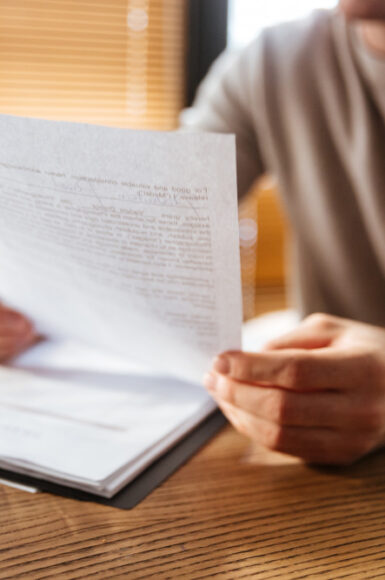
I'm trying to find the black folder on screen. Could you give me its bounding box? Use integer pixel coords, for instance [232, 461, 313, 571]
[0, 410, 226, 510]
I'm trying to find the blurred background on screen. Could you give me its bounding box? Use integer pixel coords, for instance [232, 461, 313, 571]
[0, 0, 337, 320]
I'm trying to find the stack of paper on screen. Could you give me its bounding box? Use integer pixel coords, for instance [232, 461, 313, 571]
[0, 340, 215, 497]
[0, 115, 242, 497]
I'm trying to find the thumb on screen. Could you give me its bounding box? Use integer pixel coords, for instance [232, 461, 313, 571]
[263, 323, 339, 351]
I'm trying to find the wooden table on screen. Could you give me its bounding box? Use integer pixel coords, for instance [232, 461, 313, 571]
[2, 295, 385, 579]
[2, 424, 385, 579]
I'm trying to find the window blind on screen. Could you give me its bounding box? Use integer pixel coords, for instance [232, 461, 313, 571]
[0, 0, 186, 129]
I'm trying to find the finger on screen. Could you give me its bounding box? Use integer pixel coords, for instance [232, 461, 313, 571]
[264, 313, 343, 350]
[0, 311, 34, 336]
[0, 342, 23, 361]
[214, 399, 243, 433]
[205, 372, 347, 428]
[0, 328, 36, 361]
[0, 326, 33, 341]
[0, 322, 35, 345]
[0, 335, 29, 350]
[212, 348, 370, 391]
[264, 327, 336, 351]
[209, 401, 367, 465]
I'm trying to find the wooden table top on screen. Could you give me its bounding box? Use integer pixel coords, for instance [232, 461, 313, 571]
[2, 423, 385, 579]
[2, 293, 385, 579]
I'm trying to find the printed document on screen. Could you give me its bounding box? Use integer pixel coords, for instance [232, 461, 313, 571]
[0, 115, 242, 496]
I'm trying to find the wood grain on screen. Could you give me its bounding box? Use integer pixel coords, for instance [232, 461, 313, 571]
[1, 296, 384, 579]
[2, 423, 385, 578]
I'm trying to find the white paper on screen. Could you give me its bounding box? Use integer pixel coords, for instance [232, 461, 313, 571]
[0, 309, 299, 497]
[0, 339, 215, 496]
[0, 114, 242, 384]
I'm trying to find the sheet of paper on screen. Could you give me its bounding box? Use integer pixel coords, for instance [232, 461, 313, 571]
[0, 115, 242, 383]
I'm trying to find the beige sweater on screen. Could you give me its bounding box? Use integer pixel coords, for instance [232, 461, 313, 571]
[183, 9, 385, 325]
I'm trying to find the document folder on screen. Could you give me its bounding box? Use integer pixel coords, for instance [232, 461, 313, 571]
[0, 410, 226, 510]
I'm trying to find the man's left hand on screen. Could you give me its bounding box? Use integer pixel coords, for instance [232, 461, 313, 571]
[204, 313, 385, 465]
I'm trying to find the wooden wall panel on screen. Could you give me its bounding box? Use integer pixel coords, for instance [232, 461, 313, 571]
[239, 176, 289, 319]
[256, 176, 289, 286]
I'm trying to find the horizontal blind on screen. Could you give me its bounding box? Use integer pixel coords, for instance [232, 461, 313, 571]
[0, 0, 186, 129]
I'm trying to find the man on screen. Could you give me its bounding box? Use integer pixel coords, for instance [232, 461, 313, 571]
[190, 0, 385, 465]
[2, 0, 385, 465]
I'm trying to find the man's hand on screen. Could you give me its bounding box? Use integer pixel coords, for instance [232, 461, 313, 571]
[0, 303, 36, 362]
[204, 313, 385, 465]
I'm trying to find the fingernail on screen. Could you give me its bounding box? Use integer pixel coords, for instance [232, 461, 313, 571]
[203, 372, 216, 392]
[213, 355, 230, 375]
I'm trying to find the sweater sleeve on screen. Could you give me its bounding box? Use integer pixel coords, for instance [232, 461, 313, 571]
[180, 40, 267, 200]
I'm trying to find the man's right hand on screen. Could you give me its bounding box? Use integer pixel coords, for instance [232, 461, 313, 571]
[0, 304, 36, 362]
